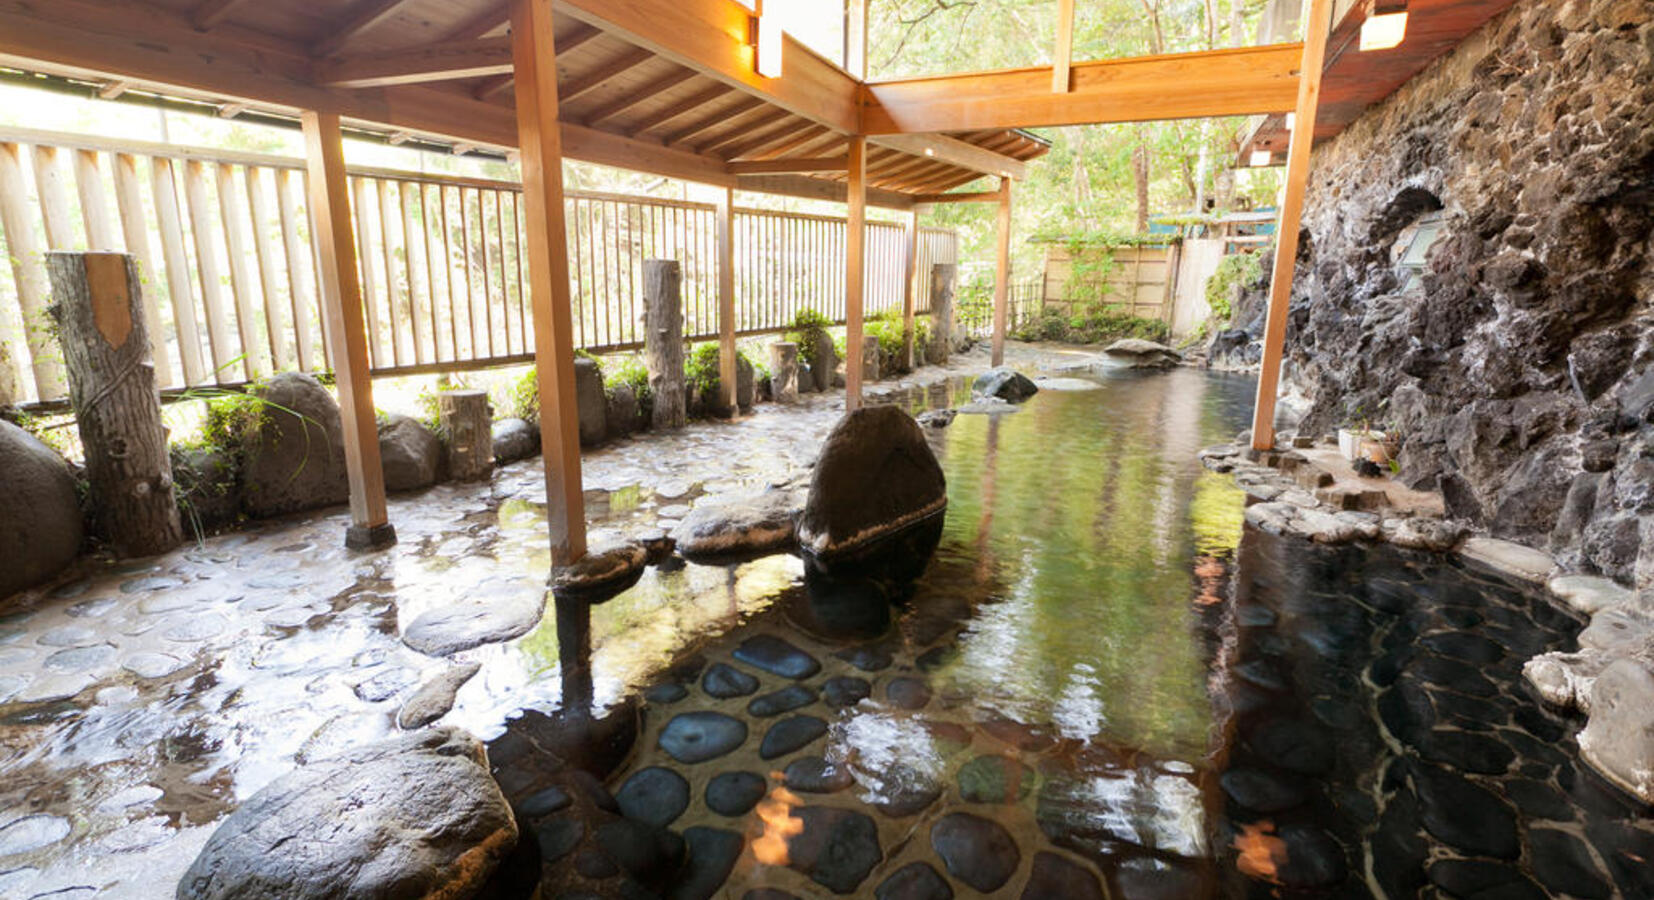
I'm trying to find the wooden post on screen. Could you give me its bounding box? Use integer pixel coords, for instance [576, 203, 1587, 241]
[929, 261, 956, 364]
[0, 142, 66, 398]
[644, 259, 687, 429]
[512, 0, 587, 565]
[901, 208, 919, 370]
[112, 153, 173, 381]
[439, 388, 492, 481]
[845, 135, 867, 410]
[991, 177, 1012, 367]
[46, 251, 182, 557]
[151, 158, 206, 386]
[1053, 0, 1075, 93]
[715, 186, 737, 413]
[301, 110, 395, 550]
[1251, 0, 1332, 452]
[844, 0, 869, 79]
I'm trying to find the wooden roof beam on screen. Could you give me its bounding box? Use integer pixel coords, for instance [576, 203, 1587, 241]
[863, 43, 1303, 133]
[473, 23, 602, 101]
[913, 189, 1001, 203]
[697, 108, 793, 155]
[439, 3, 510, 42]
[315, 38, 514, 89]
[735, 174, 913, 210]
[869, 133, 1026, 179]
[718, 118, 817, 161]
[313, 0, 418, 59]
[191, 0, 254, 31]
[745, 124, 831, 161]
[726, 155, 846, 175]
[625, 83, 730, 135]
[560, 47, 655, 106]
[664, 97, 764, 146]
[557, 0, 859, 133]
[582, 68, 698, 127]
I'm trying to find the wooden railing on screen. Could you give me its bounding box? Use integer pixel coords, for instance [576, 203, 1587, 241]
[0, 127, 957, 406]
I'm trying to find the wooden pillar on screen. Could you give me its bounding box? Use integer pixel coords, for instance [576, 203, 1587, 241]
[844, 0, 869, 79]
[440, 389, 492, 481]
[929, 262, 956, 364]
[301, 110, 395, 550]
[512, 0, 586, 565]
[46, 251, 182, 557]
[716, 187, 737, 413]
[991, 177, 1012, 367]
[645, 260, 687, 428]
[1053, 0, 1075, 92]
[845, 135, 867, 410]
[901, 208, 919, 370]
[0, 142, 65, 399]
[1251, 0, 1332, 451]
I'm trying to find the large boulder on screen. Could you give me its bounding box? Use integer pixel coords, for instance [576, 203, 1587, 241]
[606, 385, 639, 441]
[1579, 657, 1654, 804]
[377, 414, 441, 492]
[574, 357, 608, 447]
[974, 367, 1038, 403]
[797, 406, 946, 560]
[1103, 339, 1182, 368]
[492, 418, 539, 464]
[176, 727, 516, 900]
[241, 373, 349, 518]
[0, 420, 82, 597]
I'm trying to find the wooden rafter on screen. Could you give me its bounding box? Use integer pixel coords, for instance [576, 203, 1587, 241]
[718, 118, 817, 161]
[313, 0, 417, 59]
[697, 108, 792, 155]
[472, 23, 602, 101]
[315, 38, 514, 89]
[734, 174, 913, 210]
[582, 68, 697, 127]
[625, 83, 730, 136]
[870, 133, 1026, 179]
[864, 43, 1303, 133]
[746, 125, 830, 161]
[726, 155, 846, 175]
[560, 47, 654, 106]
[191, 0, 253, 31]
[664, 97, 763, 146]
[439, 2, 510, 42]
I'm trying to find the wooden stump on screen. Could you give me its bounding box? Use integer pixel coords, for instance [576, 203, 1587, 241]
[439, 389, 492, 481]
[768, 342, 799, 403]
[928, 262, 957, 364]
[861, 335, 881, 382]
[47, 251, 182, 557]
[644, 259, 686, 430]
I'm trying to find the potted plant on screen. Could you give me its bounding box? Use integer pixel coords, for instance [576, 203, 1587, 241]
[1338, 410, 1388, 464]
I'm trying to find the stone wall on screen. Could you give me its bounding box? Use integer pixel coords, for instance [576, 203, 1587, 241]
[1279, 0, 1654, 587]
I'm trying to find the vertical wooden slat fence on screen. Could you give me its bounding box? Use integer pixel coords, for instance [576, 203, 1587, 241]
[0, 127, 959, 406]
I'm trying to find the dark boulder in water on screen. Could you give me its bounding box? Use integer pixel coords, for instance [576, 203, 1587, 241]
[797, 406, 946, 561]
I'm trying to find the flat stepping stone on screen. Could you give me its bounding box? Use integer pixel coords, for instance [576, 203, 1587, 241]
[616, 766, 690, 827]
[748, 684, 818, 717]
[886, 677, 932, 709]
[783, 756, 854, 793]
[786, 806, 882, 894]
[822, 676, 872, 707]
[396, 662, 481, 729]
[120, 575, 181, 593]
[877, 861, 954, 900]
[1021, 851, 1103, 900]
[0, 813, 71, 855]
[42, 643, 116, 673]
[674, 826, 744, 900]
[834, 644, 893, 672]
[37, 625, 98, 647]
[1459, 537, 1554, 584]
[958, 754, 1034, 804]
[733, 634, 820, 679]
[660, 712, 748, 764]
[66, 597, 117, 618]
[701, 663, 759, 698]
[706, 771, 767, 816]
[869, 767, 943, 818]
[352, 667, 418, 703]
[163, 614, 230, 642]
[932, 812, 1021, 892]
[760, 715, 828, 759]
[401, 583, 545, 656]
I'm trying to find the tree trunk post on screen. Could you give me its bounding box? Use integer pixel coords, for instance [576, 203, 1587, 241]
[47, 251, 182, 557]
[928, 262, 957, 364]
[861, 335, 880, 383]
[768, 341, 799, 403]
[440, 389, 492, 481]
[644, 258, 686, 430]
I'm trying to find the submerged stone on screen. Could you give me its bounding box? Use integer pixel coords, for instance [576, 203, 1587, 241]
[822, 676, 872, 707]
[595, 819, 685, 887]
[876, 861, 954, 900]
[177, 728, 515, 900]
[885, 677, 932, 710]
[551, 537, 648, 598]
[659, 712, 748, 764]
[671, 490, 800, 559]
[733, 634, 820, 679]
[784, 756, 855, 793]
[1102, 339, 1181, 369]
[957, 754, 1034, 804]
[615, 766, 690, 828]
[645, 682, 689, 704]
[760, 715, 829, 759]
[705, 771, 767, 817]
[396, 661, 480, 729]
[1413, 763, 1519, 858]
[1021, 851, 1104, 900]
[834, 644, 893, 672]
[748, 684, 818, 717]
[701, 662, 760, 698]
[786, 805, 882, 894]
[1219, 767, 1308, 813]
[932, 812, 1021, 892]
[974, 367, 1039, 401]
[674, 827, 744, 900]
[401, 581, 545, 656]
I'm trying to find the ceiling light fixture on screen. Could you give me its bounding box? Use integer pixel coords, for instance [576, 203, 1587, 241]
[1360, 0, 1408, 52]
[1249, 149, 1274, 167]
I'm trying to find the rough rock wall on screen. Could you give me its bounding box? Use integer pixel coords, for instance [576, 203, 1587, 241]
[1282, 0, 1654, 587]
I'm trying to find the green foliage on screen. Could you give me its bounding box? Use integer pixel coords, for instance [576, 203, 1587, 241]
[864, 311, 909, 375]
[684, 342, 722, 398]
[1014, 309, 1074, 343]
[198, 391, 268, 454]
[508, 366, 541, 422]
[604, 355, 653, 415]
[1013, 305, 1168, 345]
[1204, 252, 1263, 324]
[785, 308, 833, 368]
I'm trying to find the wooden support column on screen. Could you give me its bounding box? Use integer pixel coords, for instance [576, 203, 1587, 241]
[901, 208, 919, 370]
[1053, 0, 1075, 92]
[301, 110, 395, 550]
[1251, 0, 1332, 452]
[512, 0, 587, 565]
[844, 135, 867, 411]
[716, 186, 737, 413]
[844, 0, 869, 79]
[0, 142, 66, 398]
[991, 177, 1012, 367]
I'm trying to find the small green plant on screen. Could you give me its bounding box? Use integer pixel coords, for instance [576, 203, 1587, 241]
[785, 308, 833, 368]
[1204, 252, 1264, 325]
[684, 342, 723, 401]
[1014, 308, 1072, 342]
[198, 391, 269, 453]
[508, 366, 540, 422]
[864, 310, 927, 375]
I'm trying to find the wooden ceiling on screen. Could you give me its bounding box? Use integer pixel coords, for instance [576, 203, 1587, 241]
[0, 0, 1051, 207]
[1241, 0, 1520, 165]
